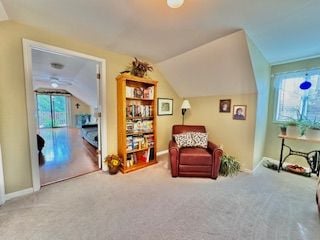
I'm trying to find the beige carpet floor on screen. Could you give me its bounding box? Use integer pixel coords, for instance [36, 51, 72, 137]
[0, 155, 319, 240]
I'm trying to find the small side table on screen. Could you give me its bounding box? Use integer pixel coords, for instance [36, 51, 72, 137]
[278, 134, 320, 176]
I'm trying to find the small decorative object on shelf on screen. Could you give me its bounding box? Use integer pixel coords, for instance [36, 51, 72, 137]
[105, 155, 121, 175]
[121, 57, 153, 78]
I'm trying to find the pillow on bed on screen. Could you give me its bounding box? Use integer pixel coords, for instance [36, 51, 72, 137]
[174, 132, 194, 148]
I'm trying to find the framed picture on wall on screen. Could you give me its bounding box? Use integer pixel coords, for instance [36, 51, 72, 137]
[219, 99, 231, 113]
[157, 98, 173, 116]
[233, 105, 246, 120]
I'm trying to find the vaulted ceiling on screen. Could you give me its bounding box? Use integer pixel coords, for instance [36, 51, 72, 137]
[32, 49, 98, 107]
[1, 0, 320, 98]
[2, 0, 320, 64]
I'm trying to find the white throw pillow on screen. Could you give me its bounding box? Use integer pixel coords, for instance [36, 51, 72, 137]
[174, 132, 194, 148]
[191, 132, 208, 148]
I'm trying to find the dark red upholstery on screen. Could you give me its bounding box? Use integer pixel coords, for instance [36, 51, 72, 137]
[169, 125, 223, 179]
[316, 179, 320, 213]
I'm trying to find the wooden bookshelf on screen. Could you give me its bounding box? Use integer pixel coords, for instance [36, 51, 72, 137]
[116, 73, 158, 173]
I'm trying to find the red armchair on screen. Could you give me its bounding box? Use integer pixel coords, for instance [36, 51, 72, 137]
[169, 125, 223, 179]
[316, 179, 320, 213]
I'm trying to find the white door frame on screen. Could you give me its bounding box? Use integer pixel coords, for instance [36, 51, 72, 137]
[22, 39, 108, 192]
[0, 144, 5, 205]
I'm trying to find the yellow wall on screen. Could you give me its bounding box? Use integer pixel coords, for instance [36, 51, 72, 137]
[152, 71, 183, 151]
[185, 94, 257, 170]
[264, 56, 320, 167]
[0, 21, 181, 193]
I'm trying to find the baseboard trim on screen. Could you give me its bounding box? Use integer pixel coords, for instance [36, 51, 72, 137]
[253, 158, 265, 172]
[262, 156, 298, 169]
[241, 157, 267, 174]
[5, 188, 34, 201]
[157, 150, 168, 156]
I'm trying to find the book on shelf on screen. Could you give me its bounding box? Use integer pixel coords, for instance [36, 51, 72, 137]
[126, 136, 133, 151]
[126, 150, 150, 167]
[126, 86, 154, 100]
[126, 86, 134, 98]
[144, 134, 155, 147]
[126, 120, 153, 134]
[126, 104, 153, 118]
[126, 121, 134, 133]
[126, 153, 137, 167]
[126, 134, 150, 151]
[148, 147, 155, 161]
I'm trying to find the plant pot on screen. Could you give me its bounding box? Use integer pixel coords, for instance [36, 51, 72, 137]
[280, 127, 287, 135]
[108, 166, 120, 175]
[105, 155, 121, 175]
[305, 128, 320, 140]
[287, 125, 299, 137]
[131, 69, 146, 78]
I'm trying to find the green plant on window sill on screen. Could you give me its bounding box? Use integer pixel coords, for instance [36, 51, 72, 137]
[219, 154, 240, 177]
[279, 109, 320, 136]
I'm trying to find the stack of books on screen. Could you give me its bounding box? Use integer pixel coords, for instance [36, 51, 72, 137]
[126, 105, 153, 118]
[126, 86, 154, 99]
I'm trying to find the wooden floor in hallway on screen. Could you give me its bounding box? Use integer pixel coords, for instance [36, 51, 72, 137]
[39, 127, 99, 186]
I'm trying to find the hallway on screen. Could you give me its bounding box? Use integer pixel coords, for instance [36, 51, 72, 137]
[39, 127, 99, 186]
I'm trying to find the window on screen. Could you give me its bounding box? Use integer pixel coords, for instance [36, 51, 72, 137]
[274, 69, 320, 122]
[37, 94, 68, 128]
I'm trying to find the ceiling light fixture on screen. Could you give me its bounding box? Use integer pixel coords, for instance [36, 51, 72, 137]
[51, 82, 58, 88]
[167, 0, 184, 8]
[50, 62, 64, 70]
[50, 77, 59, 88]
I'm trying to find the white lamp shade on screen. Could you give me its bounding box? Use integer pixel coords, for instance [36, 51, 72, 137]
[181, 99, 191, 109]
[167, 0, 184, 8]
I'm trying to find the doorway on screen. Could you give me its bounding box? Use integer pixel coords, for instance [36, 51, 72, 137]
[23, 39, 107, 191]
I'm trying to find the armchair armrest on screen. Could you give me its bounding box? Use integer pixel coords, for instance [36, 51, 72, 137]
[169, 140, 180, 177]
[207, 141, 223, 179]
[207, 141, 219, 153]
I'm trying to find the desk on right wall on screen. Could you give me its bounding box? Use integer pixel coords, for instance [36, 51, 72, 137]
[278, 134, 320, 176]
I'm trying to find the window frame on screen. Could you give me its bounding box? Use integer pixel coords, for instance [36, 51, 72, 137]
[273, 69, 320, 124]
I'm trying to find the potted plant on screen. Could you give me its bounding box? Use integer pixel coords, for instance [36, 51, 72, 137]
[279, 123, 287, 135]
[122, 57, 153, 78]
[283, 110, 309, 137]
[305, 120, 320, 139]
[219, 154, 240, 177]
[105, 155, 121, 174]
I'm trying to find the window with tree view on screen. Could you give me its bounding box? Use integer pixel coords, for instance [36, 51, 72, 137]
[274, 70, 320, 122]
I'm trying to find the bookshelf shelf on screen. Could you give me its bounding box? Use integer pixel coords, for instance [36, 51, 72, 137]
[121, 160, 157, 174]
[126, 97, 154, 101]
[127, 147, 149, 154]
[127, 117, 154, 121]
[126, 131, 154, 135]
[117, 74, 158, 174]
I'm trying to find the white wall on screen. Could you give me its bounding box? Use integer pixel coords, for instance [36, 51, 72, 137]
[158, 30, 257, 98]
[246, 36, 271, 169]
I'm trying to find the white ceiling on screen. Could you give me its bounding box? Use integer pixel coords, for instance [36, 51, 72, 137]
[0, 0, 7, 21]
[32, 49, 98, 107]
[1, 0, 320, 64]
